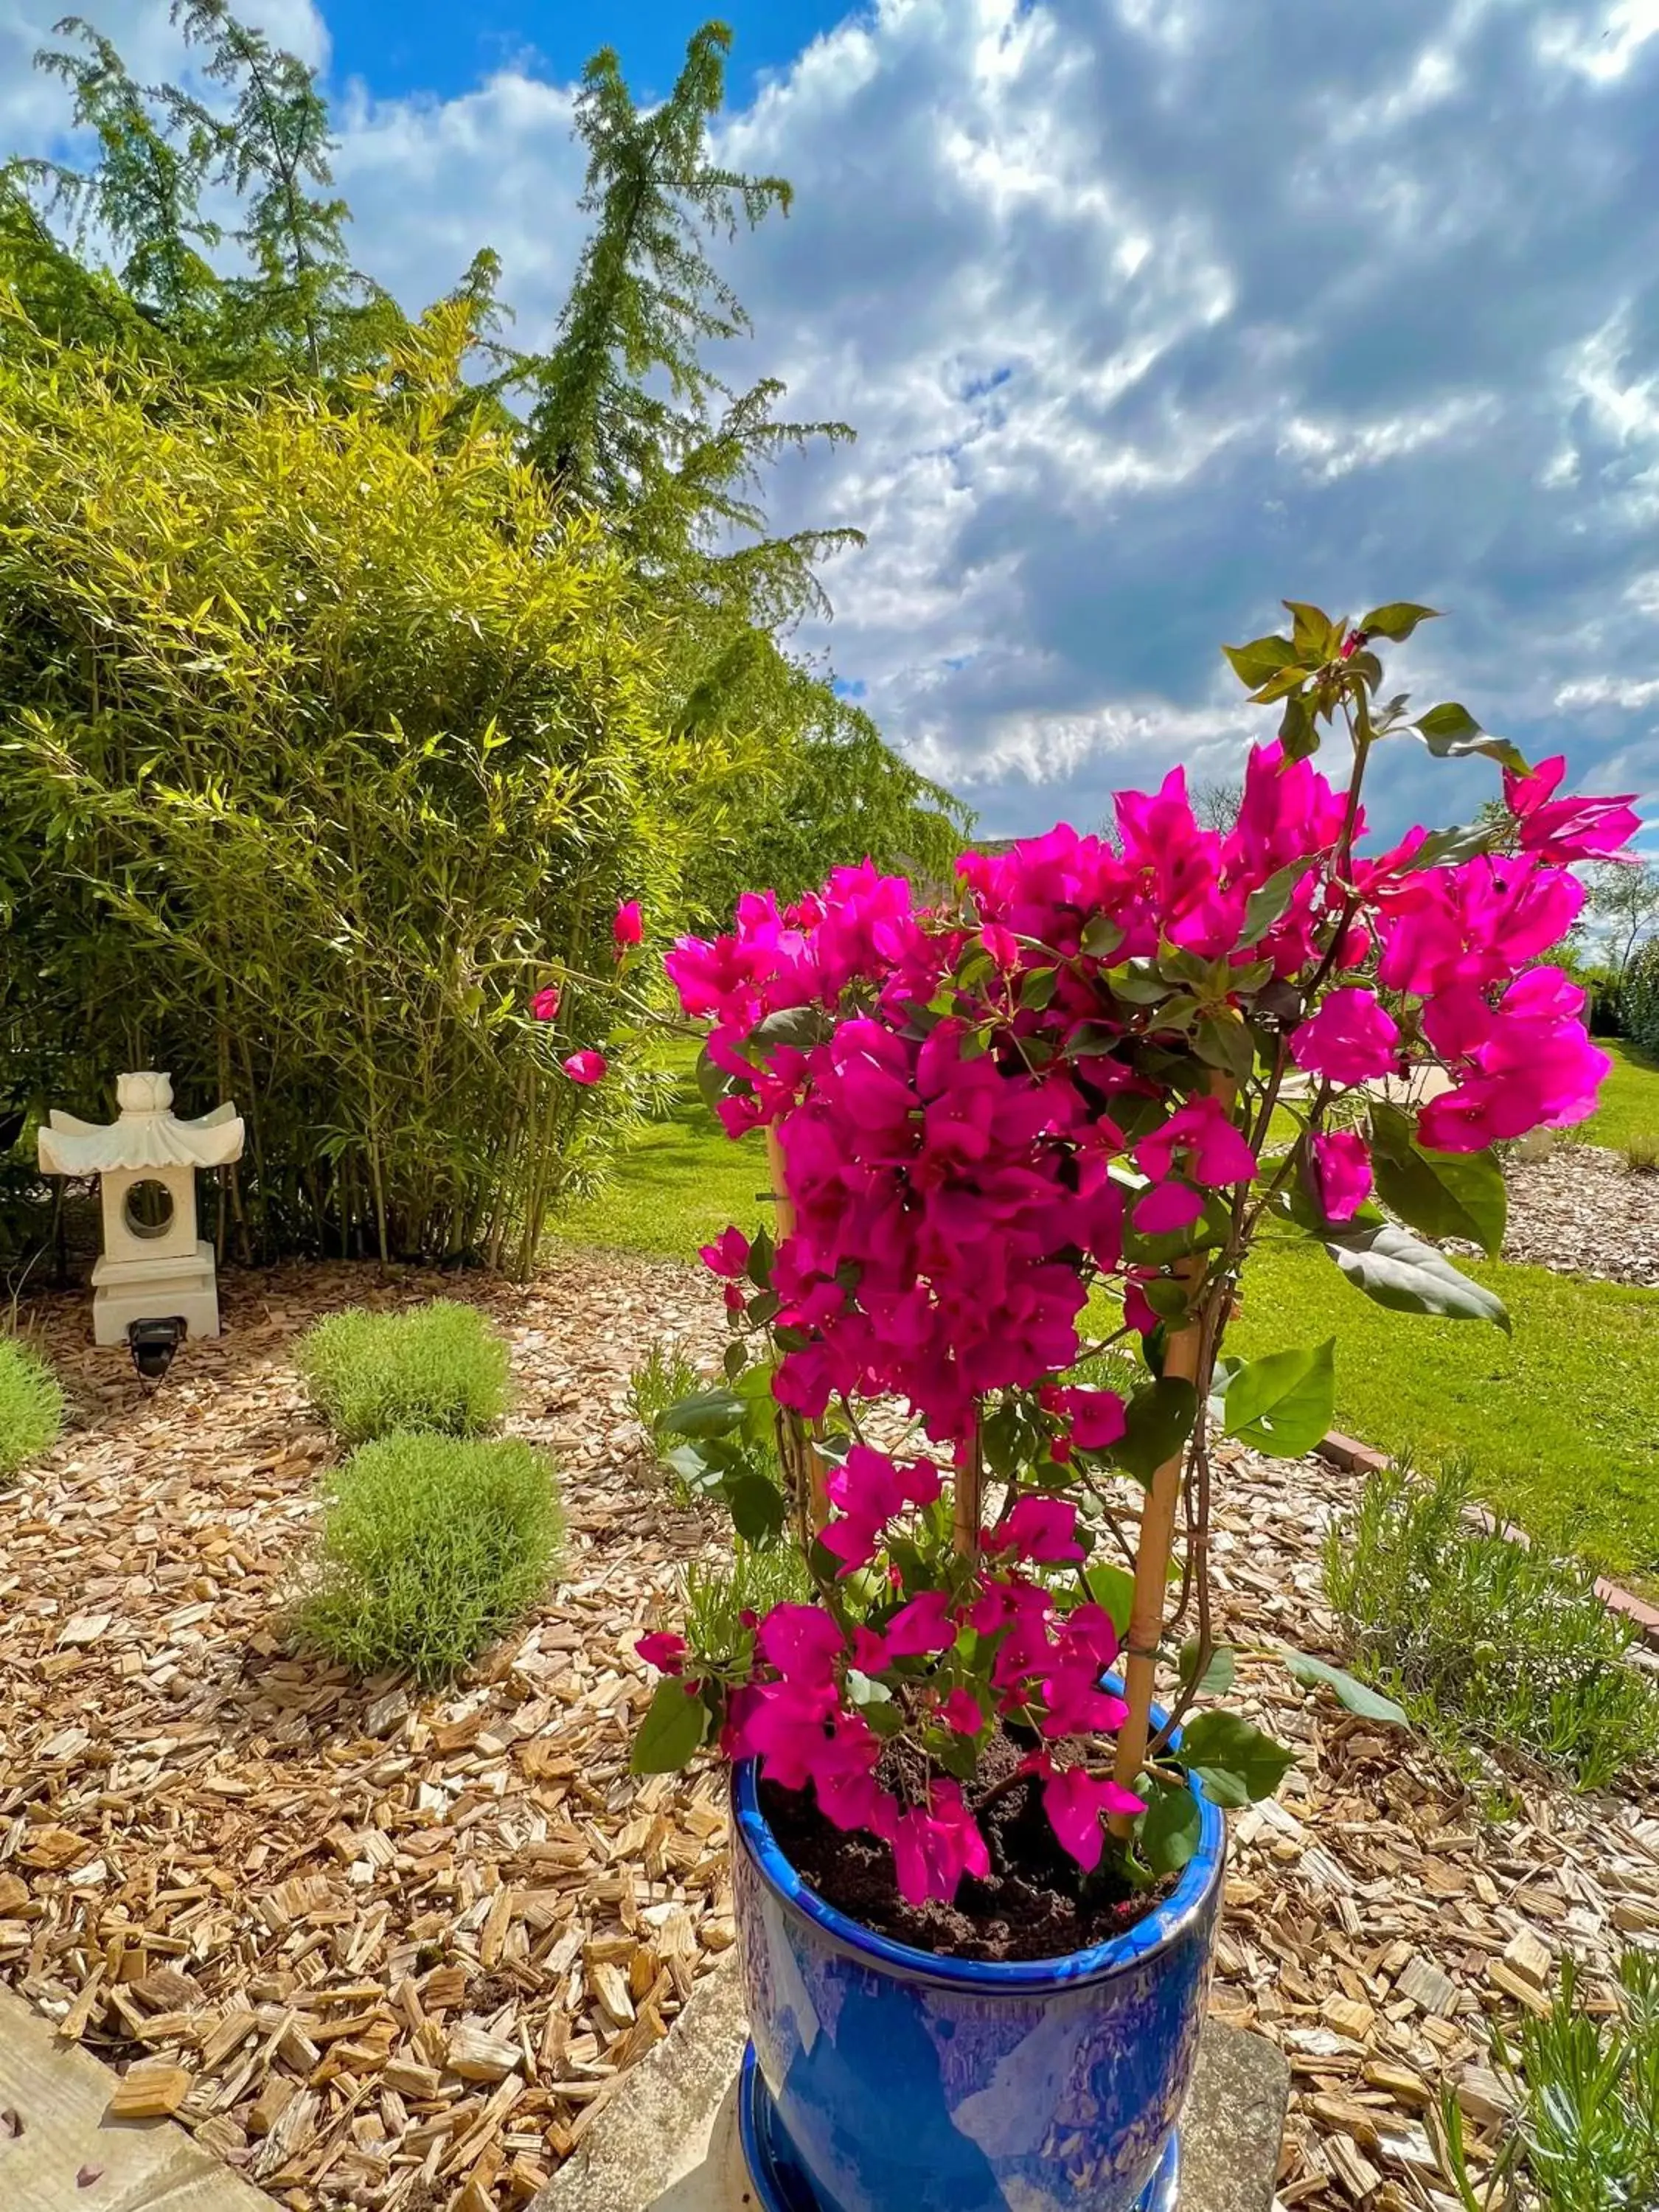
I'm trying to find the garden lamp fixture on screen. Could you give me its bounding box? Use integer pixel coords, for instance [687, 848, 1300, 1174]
[127, 1315, 185, 1386]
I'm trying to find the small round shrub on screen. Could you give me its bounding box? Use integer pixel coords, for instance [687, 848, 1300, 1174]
[293, 1434, 563, 1686]
[0, 1335, 64, 1483]
[296, 1300, 511, 1444]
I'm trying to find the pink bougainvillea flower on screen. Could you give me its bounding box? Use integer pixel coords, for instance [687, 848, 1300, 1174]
[889, 1782, 991, 1905]
[942, 1688, 984, 1736]
[1503, 756, 1639, 864]
[1136, 1095, 1257, 1188]
[613, 899, 644, 948]
[635, 1632, 687, 1674]
[1289, 986, 1400, 1087]
[698, 1225, 751, 1279]
[1309, 1130, 1372, 1223]
[821, 1446, 942, 1573]
[1038, 1658, 1130, 1739]
[530, 984, 561, 1023]
[988, 1494, 1085, 1564]
[1417, 967, 1611, 1151]
[980, 922, 1020, 970]
[1040, 1761, 1147, 1872]
[1133, 1179, 1206, 1236]
[807, 1714, 891, 1834]
[757, 1604, 845, 1686]
[883, 1589, 959, 1658]
[1045, 1385, 1127, 1452]
[561, 1050, 608, 1085]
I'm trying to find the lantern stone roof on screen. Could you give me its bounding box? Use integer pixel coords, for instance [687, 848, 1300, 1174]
[38, 1073, 244, 1177]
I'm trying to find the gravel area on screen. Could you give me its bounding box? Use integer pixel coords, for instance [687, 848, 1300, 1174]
[1499, 1141, 1659, 1287]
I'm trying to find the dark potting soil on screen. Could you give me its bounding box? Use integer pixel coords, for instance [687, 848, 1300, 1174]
[758, 1732, 1179, 1964]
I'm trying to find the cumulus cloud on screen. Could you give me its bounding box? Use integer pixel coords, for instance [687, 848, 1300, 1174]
[7, 0, 1659, 841]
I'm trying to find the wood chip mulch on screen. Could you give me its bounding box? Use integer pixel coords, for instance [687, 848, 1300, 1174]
[1, 1253, 1655, 2211]
[1496, 1141, 1659, 1287]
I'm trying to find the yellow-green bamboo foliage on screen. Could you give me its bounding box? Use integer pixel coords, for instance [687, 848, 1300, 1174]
[0, 301, 724, 1270]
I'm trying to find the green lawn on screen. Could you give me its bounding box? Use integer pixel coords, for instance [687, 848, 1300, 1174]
[554, 1048, 769, 1259]
[555, 1035, 1659, 1596]
[1230, 1242, 1659, 1593]
[1581, 1038, 1659, 1155]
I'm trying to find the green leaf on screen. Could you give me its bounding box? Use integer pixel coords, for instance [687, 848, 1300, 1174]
[657, 1388, 746, 1440]
[1083, 1562, 1136, 1635]
[1140, 1781, 1203, 1875]
[745, 1227, 775, 1287]
[661, 1441, 717, 1495]
[695, 1044, 745, 1116]
[1223, 634, 1298, 689]
[1239, 858, 1316, 948]
[1104, 961, 1173, 1006]
[1359, 601, 1439, 642]
[1249, 664, 1310, 706]
[1369, 1103, 1507, 1259]
[749, 1004, 833, 1052]
[631, 1678, 710, 1774]
[846, 1669, 893, 1708]
[1020, 965, 1059, 1010]
[727, 1472, 789, 1545]
[1179, 1711, 1298, 1804]
[1402, 820, 1500, 871]
[1281, 601, 1338, 660]
[1411, 703, 1528, 776]
[1279, 690, 1318, 760]
[1081, 913, 1124, 960]
[1414, 701, 1480, 742]
[1178, 1640, 1236, 1696]
[1321, 1219, 1510, 1330]
[1194, 1013, 1257, 1082]
[1222, 1339, 1335, 1457]
[1281, 1649, 1410, 1726]
[1112, 1377, 1199, 1485]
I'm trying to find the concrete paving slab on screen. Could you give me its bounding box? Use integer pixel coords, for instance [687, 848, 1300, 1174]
[533, 1959, 1289, 2212]
[0, 1983, 273, 2211]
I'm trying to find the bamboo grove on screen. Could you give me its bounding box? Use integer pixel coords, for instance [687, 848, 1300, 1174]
[0, 7, 970, 1270]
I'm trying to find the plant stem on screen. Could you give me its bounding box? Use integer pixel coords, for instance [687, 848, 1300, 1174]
[765, 1125, 828, 1531]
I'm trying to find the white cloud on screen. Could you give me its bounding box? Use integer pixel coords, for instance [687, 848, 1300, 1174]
[8, 0, 1659, 837]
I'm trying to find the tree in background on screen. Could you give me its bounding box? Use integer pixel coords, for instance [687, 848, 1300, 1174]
[0, 8, 970, 1267]
[1586, 857, 1659, 987]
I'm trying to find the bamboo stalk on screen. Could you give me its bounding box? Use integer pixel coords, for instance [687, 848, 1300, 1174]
[1109, 1262, 1206, 1834]
[764, 1126, 830, 1532]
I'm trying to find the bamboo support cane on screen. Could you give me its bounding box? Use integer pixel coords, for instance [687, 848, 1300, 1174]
[1107, 1267, 1205, 1833]
[765, 1127, 830, 1532]
[953, 1431, 984, 1560]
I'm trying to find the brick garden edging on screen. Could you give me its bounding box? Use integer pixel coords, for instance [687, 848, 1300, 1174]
[1315, 1431, 1659, 1650]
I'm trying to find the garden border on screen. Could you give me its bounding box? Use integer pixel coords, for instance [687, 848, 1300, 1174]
[1315, 1431, 1659, 1649]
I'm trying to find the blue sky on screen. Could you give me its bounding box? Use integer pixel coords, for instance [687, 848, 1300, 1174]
[4, 0, 1659, 846]
[323, 1, 852, 108]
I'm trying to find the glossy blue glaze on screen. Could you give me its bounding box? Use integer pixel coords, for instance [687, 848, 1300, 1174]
[731, 1722, 1224, 2212]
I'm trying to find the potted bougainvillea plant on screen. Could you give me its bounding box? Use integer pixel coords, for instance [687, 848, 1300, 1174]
[625, 602, 1638, 2212]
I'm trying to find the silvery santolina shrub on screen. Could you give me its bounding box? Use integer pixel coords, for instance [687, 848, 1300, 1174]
[297, 1301, 511, 1446]
[294, 1434, 563, 1686]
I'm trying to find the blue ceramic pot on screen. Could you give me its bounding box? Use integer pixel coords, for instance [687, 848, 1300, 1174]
[731, 1730, 1224, 2212]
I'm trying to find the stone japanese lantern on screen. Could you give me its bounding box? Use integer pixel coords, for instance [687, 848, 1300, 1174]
[37, 1073, 245, 1347]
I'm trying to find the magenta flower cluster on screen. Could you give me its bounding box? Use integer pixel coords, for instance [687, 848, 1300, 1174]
[644, 740, 1632, 1901]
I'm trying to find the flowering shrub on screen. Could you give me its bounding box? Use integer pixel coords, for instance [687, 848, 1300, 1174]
[632, 600, 1638, 1908]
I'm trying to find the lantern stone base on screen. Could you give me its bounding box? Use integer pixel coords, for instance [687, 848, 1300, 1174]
[531, 1959, 1288, 2212]
[90, 1242, 221, 1348]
